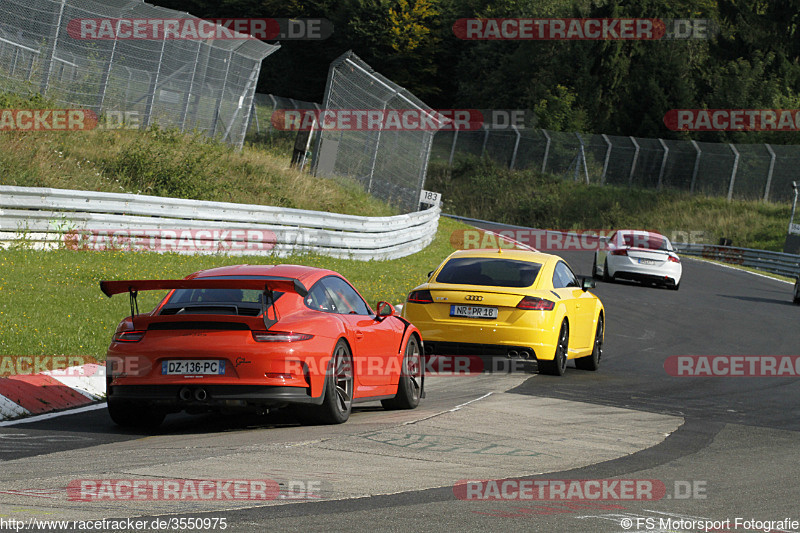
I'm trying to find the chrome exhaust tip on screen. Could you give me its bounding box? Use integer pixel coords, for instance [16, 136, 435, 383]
[194, 388, 208, 401]
[179, 387, 192, 401]
[507, 350, 519, 358]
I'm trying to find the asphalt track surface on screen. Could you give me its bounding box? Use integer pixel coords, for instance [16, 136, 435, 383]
[1, 242, 799, 532]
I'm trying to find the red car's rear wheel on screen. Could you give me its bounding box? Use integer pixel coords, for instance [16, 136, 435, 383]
[382, 334, 423, 410]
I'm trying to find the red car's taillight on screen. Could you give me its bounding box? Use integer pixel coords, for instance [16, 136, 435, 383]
[252, 331, 314, 342]
[408, 290, 433, 303]
[113, 330, 146, 342]
[668, 255, 681, 263]
[611, 248, 628, 256]
[517, 296, 555, 310]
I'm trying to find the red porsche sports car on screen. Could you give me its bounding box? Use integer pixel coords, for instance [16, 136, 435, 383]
[100, 264, 424, 428]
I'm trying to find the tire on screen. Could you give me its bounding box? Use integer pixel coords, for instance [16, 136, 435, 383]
[669, 281, 680, 291]
[592, 255, 600, 280]
[793, 278, 800, 304]
[316, 340, 354, 424]
[382, 335, 423, 410]
[107, 400, 165, 429]
[602, 259, 612, 282]
[575, 315, 603, 371]
[539, 320, 569, 376]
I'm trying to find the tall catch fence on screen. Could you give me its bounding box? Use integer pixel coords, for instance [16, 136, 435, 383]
[432, 127, 800, 203]
[0, 0, 278, 147]
[310, 51, 446, 213]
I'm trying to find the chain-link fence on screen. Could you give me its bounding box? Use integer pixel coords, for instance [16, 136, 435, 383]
[248, 93, 320, 137]
[0, 0, 278, 147]
[310, 51, 446, 213]
[432, 127, 800, 203]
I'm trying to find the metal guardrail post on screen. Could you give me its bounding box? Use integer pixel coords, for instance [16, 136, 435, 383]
[39, 0, 65, 95]
[448, 126, 459, 166]
[509, 125, 521, 170]
[541, 129, 551, 173]
[657, 138, 669, 189]
[629, 136, 640, 186]
[728, 144, 740, 202]
[690, 140, 701, 193]
[600, 134, 612, 184]
[481, 125, 490, 157]
[763, 143, 776, 202]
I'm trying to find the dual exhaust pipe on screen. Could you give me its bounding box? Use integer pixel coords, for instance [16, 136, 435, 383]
[507, 350, 531, 359]
[179, 387, 208, 402]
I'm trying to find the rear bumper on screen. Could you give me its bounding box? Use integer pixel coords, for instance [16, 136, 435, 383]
[107, 384, 324, 410]
[424, 341, 536, 358]
[613, 270, 679, 286]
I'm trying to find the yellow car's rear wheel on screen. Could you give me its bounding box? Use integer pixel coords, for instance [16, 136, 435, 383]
[539, 320, 568, 376]
[576, 315, 603, 371]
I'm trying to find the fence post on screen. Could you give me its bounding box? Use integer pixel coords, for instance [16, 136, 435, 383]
[39, 0, 66, 95]
[541, 129, 551, 173]
[481, 125, 490, 157]
[763, 143, 776, 202]
[727, 144, 740, 202]
[210, 49, 234, 137]
[600, 134, 612, 184]
[143, 31, 168, 128]
[690, 140, 701, 193]
[657, 138, 669, 189]
[96, 21, 121, 113]
[628, 136, 640, 186]
[448, 126, 459, 166]
[509, 125, 521, 169]
[575, 132, 589, 184]
[180, 41, 203, 132]
[367, 91, 397, 193]
[311, 64, 338, 176]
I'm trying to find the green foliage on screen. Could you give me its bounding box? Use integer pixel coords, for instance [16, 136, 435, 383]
[426, 156, 791, 251]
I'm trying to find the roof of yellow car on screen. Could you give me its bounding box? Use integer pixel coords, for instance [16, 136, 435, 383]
[447, 247, 558, 264]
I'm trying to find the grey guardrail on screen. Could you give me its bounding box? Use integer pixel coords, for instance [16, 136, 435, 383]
[0, 185, 439, 260]
[672, 242, 800, 279]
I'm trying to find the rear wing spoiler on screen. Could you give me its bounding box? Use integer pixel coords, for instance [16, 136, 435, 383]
[99, 277, 309, 330]
[100, 278, 308, 298]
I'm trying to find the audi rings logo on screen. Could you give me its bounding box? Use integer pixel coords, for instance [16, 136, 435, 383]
[465, 295, 484, 301]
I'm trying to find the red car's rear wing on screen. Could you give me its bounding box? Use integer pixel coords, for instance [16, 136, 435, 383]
[99, 277, 309, 331]
[99, 277, 309, 298]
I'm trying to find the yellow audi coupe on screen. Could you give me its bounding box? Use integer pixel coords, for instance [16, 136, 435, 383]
[402, 249, 604, 376]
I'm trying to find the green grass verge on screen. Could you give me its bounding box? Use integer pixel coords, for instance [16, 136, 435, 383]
[427, 157, 793, 252]
[0, 218, 463, 357]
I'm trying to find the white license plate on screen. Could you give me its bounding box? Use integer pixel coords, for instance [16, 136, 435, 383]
[638, 258, 658, 265]
[450, 305, 498, 319]
[162, 360, 225, 375]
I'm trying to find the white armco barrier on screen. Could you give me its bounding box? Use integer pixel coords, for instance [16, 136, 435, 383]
[0, 186, 439, 261]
